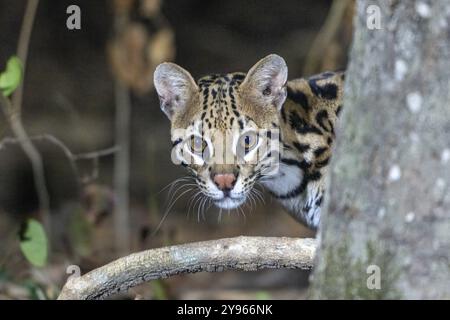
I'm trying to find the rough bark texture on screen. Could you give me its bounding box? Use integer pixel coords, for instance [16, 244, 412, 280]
[58, 236, 316, 300]
[310, 0, 450, 299]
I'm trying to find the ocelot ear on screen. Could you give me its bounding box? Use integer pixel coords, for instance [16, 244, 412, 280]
[153, 62, 198, 120]
[240, 54, 288, 110]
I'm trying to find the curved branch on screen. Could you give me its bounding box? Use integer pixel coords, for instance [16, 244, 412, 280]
[58, 236, 317, 300]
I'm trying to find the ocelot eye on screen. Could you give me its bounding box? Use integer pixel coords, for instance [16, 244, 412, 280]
[188, 135, 207, 155]
[238, 131, 259, 154]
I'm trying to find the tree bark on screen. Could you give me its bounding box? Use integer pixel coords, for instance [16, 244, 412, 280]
[310, 0, 450, 299]
[58, 236, 316, 300]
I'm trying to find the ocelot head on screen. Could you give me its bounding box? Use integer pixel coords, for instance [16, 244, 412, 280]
[154, 54, 287, 210]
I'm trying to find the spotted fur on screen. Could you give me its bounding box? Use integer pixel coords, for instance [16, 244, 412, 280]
[154, 54, 344, 229]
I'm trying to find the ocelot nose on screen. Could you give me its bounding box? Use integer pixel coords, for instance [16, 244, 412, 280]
[213, 173, 236, 191]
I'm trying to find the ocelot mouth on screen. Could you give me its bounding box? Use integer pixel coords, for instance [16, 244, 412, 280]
[213, 196, 246, 209]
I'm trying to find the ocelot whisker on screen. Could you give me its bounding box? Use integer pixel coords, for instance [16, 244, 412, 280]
[152, 187, 193, 236]
[187, 190, 202, 219]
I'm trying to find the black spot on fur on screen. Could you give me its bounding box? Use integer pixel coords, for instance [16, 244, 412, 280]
[233, 73, 245, 81]
[299, 160, 312, 171]
[308, 171, 322, 181]
[316, 157, 330, 168]
[327, 137, 333, 145]
[293, 142, 310, 153]
[172, 138, 182, 146]
[314, 147, 328, 158]
[281, 107, 287, 123]
[315, 110, 331, 132]
[271, 176, 309, 199]
[287, 87, 309, 111]
[289, 112, 305, 129]
[308, 80, 338, 100]
[289, 111, 323, 135]
[281, 158, 311, 171]
[281, 158, 301, 167]
[328, 119, 335, 136]
[316, 195, 323, 206]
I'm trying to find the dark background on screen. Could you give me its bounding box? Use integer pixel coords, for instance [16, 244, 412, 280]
[0, 0, 352, 299]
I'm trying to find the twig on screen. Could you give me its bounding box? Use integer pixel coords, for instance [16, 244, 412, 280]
[1, 0, 48, 231]
[74, 146, 120, 160]
[113, 80, 131, 255]
[58, 236, 317, 300]
[0, 94, 50, 233]
[0, 134, 119, 184]
[12, 0, 40, 115]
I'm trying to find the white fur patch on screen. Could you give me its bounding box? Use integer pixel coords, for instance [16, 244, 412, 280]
[261, 161, 303, 195]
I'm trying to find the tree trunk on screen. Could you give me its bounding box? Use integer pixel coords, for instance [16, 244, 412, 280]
[310, 0, 450, 299]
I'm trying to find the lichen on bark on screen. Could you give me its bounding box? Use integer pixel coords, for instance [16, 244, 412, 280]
[310, 236, 402, 299]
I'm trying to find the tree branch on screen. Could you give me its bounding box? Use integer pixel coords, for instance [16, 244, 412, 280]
[0, 0, 47, 231]
[0, 134, 119, 184]
[113, 80, 131, 255]
[58, 236, 317, 300]
[12, 0, 39, 115]
[0, 93, 50, 233]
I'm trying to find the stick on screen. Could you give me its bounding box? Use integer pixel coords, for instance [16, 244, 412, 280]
[1, 0, 49, 231]
[12, 0, 40, 115]
[0, 134, 119, 184]
[58, 236, 317, 300]
[0, 94, 51, 233]
[113, 80, 131, 255]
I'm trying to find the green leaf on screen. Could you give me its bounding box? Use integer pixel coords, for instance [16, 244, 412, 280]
[68, 206, 93, 257]
[151, 280, 168, 300]
[0, 56, 23, 97]
[255, 291, 271, 300]
[19, 219, 48, 267]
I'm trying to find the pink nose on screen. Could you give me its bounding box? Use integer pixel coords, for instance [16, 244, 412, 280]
[213, 174, 236, 190]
